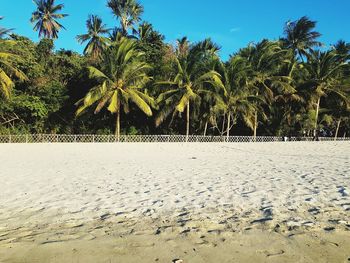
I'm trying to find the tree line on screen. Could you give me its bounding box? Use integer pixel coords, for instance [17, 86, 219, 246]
[0, 0, 349, 139]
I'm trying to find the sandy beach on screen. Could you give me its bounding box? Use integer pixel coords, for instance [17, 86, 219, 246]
[0, 142, 349, 263]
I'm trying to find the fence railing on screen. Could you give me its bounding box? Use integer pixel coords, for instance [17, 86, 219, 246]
[0, 134, 349, 144]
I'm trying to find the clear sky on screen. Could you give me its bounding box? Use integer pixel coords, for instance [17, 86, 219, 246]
[2, 0, 350, 60]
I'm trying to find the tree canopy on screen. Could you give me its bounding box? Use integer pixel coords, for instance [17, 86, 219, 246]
[0, 4, 349, 138]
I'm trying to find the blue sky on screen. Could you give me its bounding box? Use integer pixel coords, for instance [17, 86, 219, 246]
[2, 0, 350, 60]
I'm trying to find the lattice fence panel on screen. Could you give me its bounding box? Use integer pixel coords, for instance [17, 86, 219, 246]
[0, 134, 348, 143]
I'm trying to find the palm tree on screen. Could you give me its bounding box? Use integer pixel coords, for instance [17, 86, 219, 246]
[333, 40, 350, 62]
[0, 42, 27, 98]
[0, 17, 13, 39]
[272, 47, 304, 135]
[282, 16, 322, 61]
[175, 37, 190, 58]
[156, 38, 223, 141]
[239, 40, 290, 138]
[213, 57, 256, 140]
[77, 15, 110, 60]
[76, 37, 154, 139]
[109, 27, 124, 43]
[136, 22, 152, 41]
[107, 0, 143, 36]
[31, 0, 68, 39]
[303, 49, 347, 136]
[322, 87, 350, 140]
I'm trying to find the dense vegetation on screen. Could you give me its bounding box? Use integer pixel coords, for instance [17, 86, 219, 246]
[0, 0, 349, 138]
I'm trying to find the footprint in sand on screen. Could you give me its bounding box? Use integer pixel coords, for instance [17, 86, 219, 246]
[337, 186, 349, 197]
[308, 207, 321, 215]
[257, 249, 285, 257]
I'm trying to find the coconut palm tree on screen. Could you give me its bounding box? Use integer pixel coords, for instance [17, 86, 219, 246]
[135, 22, 152, 41]
[155, 38, 223, 141]
[303, 49, 347, 136]
[0, 17, 13, 39]
[31, 0, 68, 39]
[76, 37, 154, 139]
[282, 16, 322, 61]
[108, 27, 124, 43]
[211, 57, 257, 139]
[107, 0, 143, 36]
[321, 86, 350, 140]
[271, 47, 304, 135]
[77, 15, 110, 60]
[0, 43, 27, 98]
[175, 37, 190, 58]
[333, 40, 350, 62]
[239, 40, 291, 138]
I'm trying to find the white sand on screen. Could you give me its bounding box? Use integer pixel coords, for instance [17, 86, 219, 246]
[0, 142, 349, 262]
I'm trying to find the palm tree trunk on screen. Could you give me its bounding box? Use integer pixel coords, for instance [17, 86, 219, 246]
[253, 110, 258, 141]
[115, 111, 120, 142]
[186, 101, 190, 142]
[226, 113, 231, 141]
[221, 113, 226, 136]
[203, 121, 208, 136]
[313, 97, 321, 137]
[334, 119, 341, 141]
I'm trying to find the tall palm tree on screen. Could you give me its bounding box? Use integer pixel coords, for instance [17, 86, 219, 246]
[76, 37, 154, 139]
[31, 0, 68, 39]
[272, 47, 304, 135]
[156, 38, 223, 141]
[239, 40, 291, 138]
[303, 49, 347, 136]
[213, 57, 256, 139]
[0, 17, 13, 39]
[77, 15, 110, 60]
[107, 0, 143, 36]
[0, 42, 27, 99]
[282, 16, 322, 61]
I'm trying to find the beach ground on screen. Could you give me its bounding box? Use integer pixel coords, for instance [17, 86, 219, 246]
[0, 142, 349, 263]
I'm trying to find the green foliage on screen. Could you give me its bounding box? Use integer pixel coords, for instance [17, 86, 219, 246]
[0, 4, 349, 137]
[76, 37, 155, 136]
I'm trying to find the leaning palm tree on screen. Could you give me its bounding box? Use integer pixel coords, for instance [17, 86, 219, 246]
[0, 42, 27, 98]
[76, 37, 154, 139]
[31, 0, 68, 39]
[77, 15, 110, 60]
[303, 49, 348, 136]
[107, 0, 143, 36]
[0, 17, 13, 39]
[156, 38, 223, 141]
[282, 16, 322, 61]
